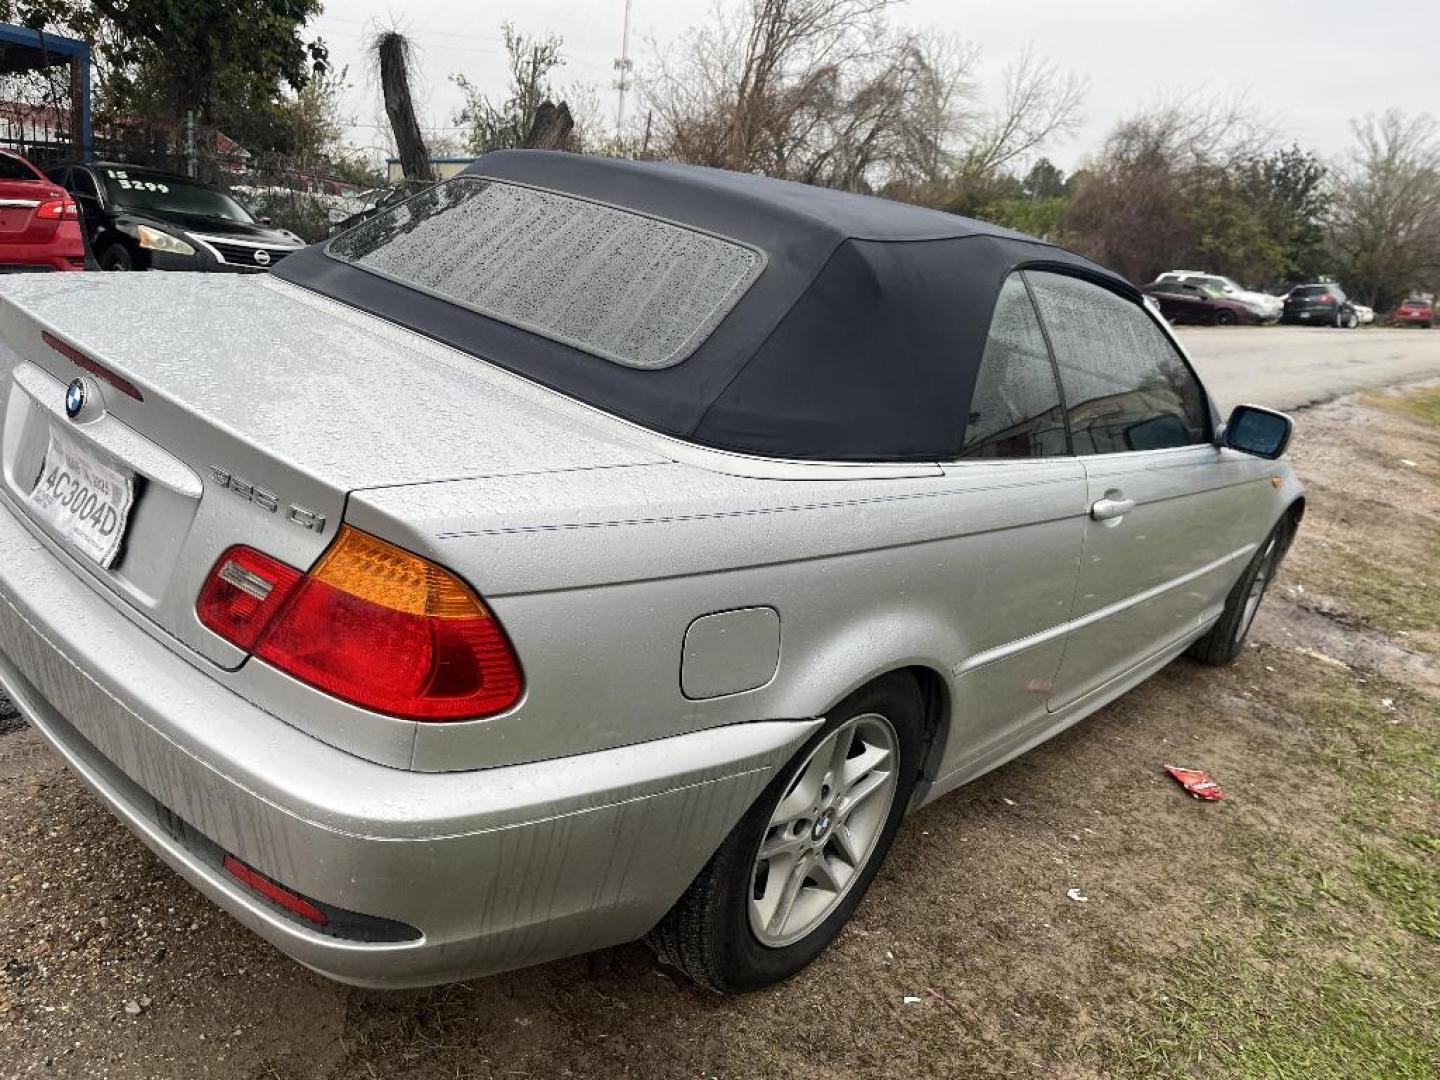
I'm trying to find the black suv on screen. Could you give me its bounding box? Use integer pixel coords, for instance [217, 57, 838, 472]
[1282, 283, 1359, 328]
[45, 162, 305, 272]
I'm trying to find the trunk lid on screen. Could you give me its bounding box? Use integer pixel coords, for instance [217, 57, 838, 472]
[0, 177, 64, 243]
[0, 272, 664, 668]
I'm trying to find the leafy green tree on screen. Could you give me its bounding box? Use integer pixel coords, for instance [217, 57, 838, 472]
[977, 193, 1068, 239]
[1189, 185, 1287, 286]
[1022, 157, 1066, 199]
[1237, 146, 1330, 284]
[2, 0, 327, 139]
[453, 23, 571, 155]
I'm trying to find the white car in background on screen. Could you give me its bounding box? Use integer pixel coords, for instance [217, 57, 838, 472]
[1155, 271, 1282, 323]
[1351, 303, 1375, 325]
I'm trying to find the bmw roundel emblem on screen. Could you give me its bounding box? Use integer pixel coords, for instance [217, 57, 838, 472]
[64, 378, 87, 420]
[253, 248, 271, 266]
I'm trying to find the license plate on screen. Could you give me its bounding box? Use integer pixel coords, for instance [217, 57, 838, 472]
[26, 428, 135, 568]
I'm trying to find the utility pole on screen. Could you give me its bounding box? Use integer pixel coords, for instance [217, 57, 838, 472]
[184, 110, 196, 178]
[612, 0, 633, 141]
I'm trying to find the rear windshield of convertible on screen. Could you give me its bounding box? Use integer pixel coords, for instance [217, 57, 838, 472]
[326, 177, 766, 369]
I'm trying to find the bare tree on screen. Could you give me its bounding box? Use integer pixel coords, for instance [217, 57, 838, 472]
[643, 2, 1082, 199]
[1062, 98, 1272, 283]
[643, 0, 938, 190]
[1328, 110, 1440, 307]
[375, 31, 433, 182]
[956, 46, 1087, 180]
[896, 33, 981, 187]
[453, 23, 582, 155]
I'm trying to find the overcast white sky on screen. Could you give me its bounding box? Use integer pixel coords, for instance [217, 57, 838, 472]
[313, 1, 1438, 171]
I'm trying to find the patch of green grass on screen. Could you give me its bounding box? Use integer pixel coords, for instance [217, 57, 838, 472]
[1124, 944, 1438, 1080]
[1325, 542, 1440, 643]
[1356, 846, 1440, 943]
[1375, 386, 1440, 426]
[1111, 677, 1440, 1079]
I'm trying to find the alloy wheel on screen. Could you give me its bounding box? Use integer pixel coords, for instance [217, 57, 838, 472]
[748, 712, 899, 948]
[1239, 533, 1281, 640]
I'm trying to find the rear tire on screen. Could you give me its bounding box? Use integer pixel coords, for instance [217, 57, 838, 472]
[648, 672, 923, 992]
[1187, 515, 1294, 666]
[100, 244, 134, 271]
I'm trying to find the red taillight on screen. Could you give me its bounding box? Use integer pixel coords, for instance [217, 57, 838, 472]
[222, 855, 328, 926]
[196, 546, 303, 650]
[36, 197, 78, 220]
[196, 527, 524, 721]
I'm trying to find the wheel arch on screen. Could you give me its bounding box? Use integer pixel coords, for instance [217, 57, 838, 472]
[900, 664, 951, 807]
[1281, 495, 1305, 554]
[805, 662, 953, 810]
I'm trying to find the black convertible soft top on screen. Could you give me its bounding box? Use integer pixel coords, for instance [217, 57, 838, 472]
[276, 150, 1138, 461]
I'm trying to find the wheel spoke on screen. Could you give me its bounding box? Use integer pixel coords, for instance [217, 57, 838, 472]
[774, 741, 832, 823]
[841, 739, 891, 792]
[758, 826, 808, 862]
[809, 850, 850, 894]
[837, 768, 890, 819]
[830, 820, 866, 866]
[825, 721, 857, 786]
[765, 853, 811, 937]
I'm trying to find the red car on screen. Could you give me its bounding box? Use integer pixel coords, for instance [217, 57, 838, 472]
[0, 150, 84, 272]
[1393, 296, 1434, 328]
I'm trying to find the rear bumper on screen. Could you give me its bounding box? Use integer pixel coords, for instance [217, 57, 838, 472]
[0, 224, 86, 271]
[0, 498, 811, 987]
[1282, 307, 1337, 323]
[0, 251, 85, 272]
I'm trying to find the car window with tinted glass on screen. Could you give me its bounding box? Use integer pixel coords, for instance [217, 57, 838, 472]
[0, 155, 40, 182]
[1026, 271, 1210, 455]
[69, 169, 100, 200]
[959, 274, 1068, 459]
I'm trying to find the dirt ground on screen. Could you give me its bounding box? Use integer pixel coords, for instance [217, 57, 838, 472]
[1, 387, 1437, 1080]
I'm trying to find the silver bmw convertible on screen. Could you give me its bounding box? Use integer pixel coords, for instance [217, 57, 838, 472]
[0, 151, 1302, 992]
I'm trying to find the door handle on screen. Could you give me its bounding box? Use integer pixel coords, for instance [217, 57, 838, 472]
[1091, 495, 1135, 521]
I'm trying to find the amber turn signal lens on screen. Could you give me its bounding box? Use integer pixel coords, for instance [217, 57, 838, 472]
[198, 527, 523, 721]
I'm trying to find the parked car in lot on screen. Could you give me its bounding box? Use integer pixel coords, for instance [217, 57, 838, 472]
[1352, 302, 1375, 325]
[0, 151, 1303, 993]
[45, 162, 305, 271]
[1282, 283, 1359, 328]
[1393, 296, 1434, 328]
[1141, 279, 1262, 325]
[324, 179, 433, 237]
[1153, 270, 1282, 322]
[0, 149, 84, 272]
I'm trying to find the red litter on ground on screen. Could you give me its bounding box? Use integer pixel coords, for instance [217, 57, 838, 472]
[1164, 766, 1224, 801]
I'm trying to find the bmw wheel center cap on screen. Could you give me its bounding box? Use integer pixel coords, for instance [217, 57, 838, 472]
[65, 378, 87, 420]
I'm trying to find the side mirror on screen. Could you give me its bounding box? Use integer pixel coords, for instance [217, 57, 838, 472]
[1221, 404, 1293, 459]
[258, 215, 273, 226]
